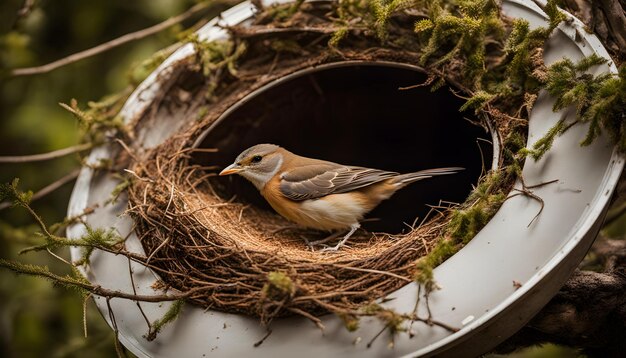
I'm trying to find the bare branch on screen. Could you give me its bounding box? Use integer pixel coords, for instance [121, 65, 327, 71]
[0, 169, 81, 211]
[11, 0, 35, 30]
[227, 25, 338, 38]
[598, 0, 626, 50]
[0, 258, 211, 303]
[8, 1, 235, 77]
[0, 143, 93, 163]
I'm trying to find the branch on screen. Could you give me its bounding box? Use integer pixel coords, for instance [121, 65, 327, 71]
[0, 258, 209, 303]
[8, 1, 234, 77]
[0, 169, 81, 211]
[0, 143, 93, 163]
[227, 25, 338, 38]
[598, 0, 626, 50]
[494, 238, 626, 356]
[11, 0, 35, 30]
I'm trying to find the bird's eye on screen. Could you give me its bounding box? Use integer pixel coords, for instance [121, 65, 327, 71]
[251, 155, 262, 163]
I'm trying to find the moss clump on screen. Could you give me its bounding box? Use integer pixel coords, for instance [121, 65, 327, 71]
[459, 90, 495, 113]
[338, 312, 360, 332]
[0, 178, 32, 207]
[187, 35, 247, 100]
[372, 0, 418, 40]
[362, 303, 407, 348]
[261, 271, 295, 300]
[414, 238, 456, 291]
[501, 0, 566, 92]
[449, 171, 508, 243]
[146, 299, 185, 341]
[523, 55, 626, 160]
[59, 94, 130, 144]
[416, 0, 504, 86]
[414, 170, 511, 291]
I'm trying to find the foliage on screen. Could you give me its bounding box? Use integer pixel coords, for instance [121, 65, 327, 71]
[416, 0, 504, 86]
[188, 35, 246, 99]
[59, 95, 129, 145]
[0, 259, 91, 297]
[523, 55, 626, 160]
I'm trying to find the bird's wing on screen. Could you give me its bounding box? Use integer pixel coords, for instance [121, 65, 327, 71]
[279, 163, 398, 201]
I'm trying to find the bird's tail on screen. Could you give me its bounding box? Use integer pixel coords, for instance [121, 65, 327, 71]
[393, 167, 464, 186]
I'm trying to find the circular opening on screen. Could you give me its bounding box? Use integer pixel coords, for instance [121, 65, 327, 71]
[195, 63, 493, 234]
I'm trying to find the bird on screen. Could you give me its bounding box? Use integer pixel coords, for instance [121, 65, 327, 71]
[219, 144, 463, 251]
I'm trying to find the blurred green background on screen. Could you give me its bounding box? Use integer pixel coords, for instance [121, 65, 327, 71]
[0, 1, 226, 356]
[0, 0, 620, 357]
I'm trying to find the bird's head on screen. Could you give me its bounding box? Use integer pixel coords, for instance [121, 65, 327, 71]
[219, 144, 284, 189]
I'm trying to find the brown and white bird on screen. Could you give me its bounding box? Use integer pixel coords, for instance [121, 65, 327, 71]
[219, 144, 462, 251]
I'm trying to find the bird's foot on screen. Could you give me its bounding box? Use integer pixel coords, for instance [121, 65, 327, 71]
[317, 224, 360, 252]
[304, 232, 342, 248]
[319, 239, 351, 252]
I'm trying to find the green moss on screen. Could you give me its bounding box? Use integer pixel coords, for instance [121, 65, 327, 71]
[146, 300, 184, 341]
[416, 0, 504, 86]
[108, 175, 132, 204]
[0, 178, 33, 206]
[73, 227, 124, 266]
[414, 238, 457, 290]
[328, 27, 349, 47]
[522, 55, 625, 160]
[59, 92, 130, 144]
[372, 0, 416, 40]
[261, 271, 295, 300]
[195, 106, 209, 122]
[414, 19, 434, 33]
[262, 0, 306, 22]
[268, 39, 303, 54]
[338, 312, 360, 332]
[459, 90, 495, 113]
[0, 259, 90, 296]
[362, 303, 406, 336]
[500, 0, 565, 93]
[414, 170, 510, 291]
[187, 35, 247, 100]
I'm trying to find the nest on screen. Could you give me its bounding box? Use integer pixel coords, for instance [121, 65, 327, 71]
[131, 152, 447, 319]
[126, 59, 452, 321]
[124, 1, 523, 324]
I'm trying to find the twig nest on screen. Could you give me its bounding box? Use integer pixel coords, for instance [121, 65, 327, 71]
[129, 121, 449, 320]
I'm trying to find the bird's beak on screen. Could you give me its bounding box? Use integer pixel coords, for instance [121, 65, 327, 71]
[219, 163, 243, 176]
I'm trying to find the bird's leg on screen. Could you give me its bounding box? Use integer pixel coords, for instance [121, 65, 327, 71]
[320, 223, 360, 252]
[304, 231, 342, 247]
